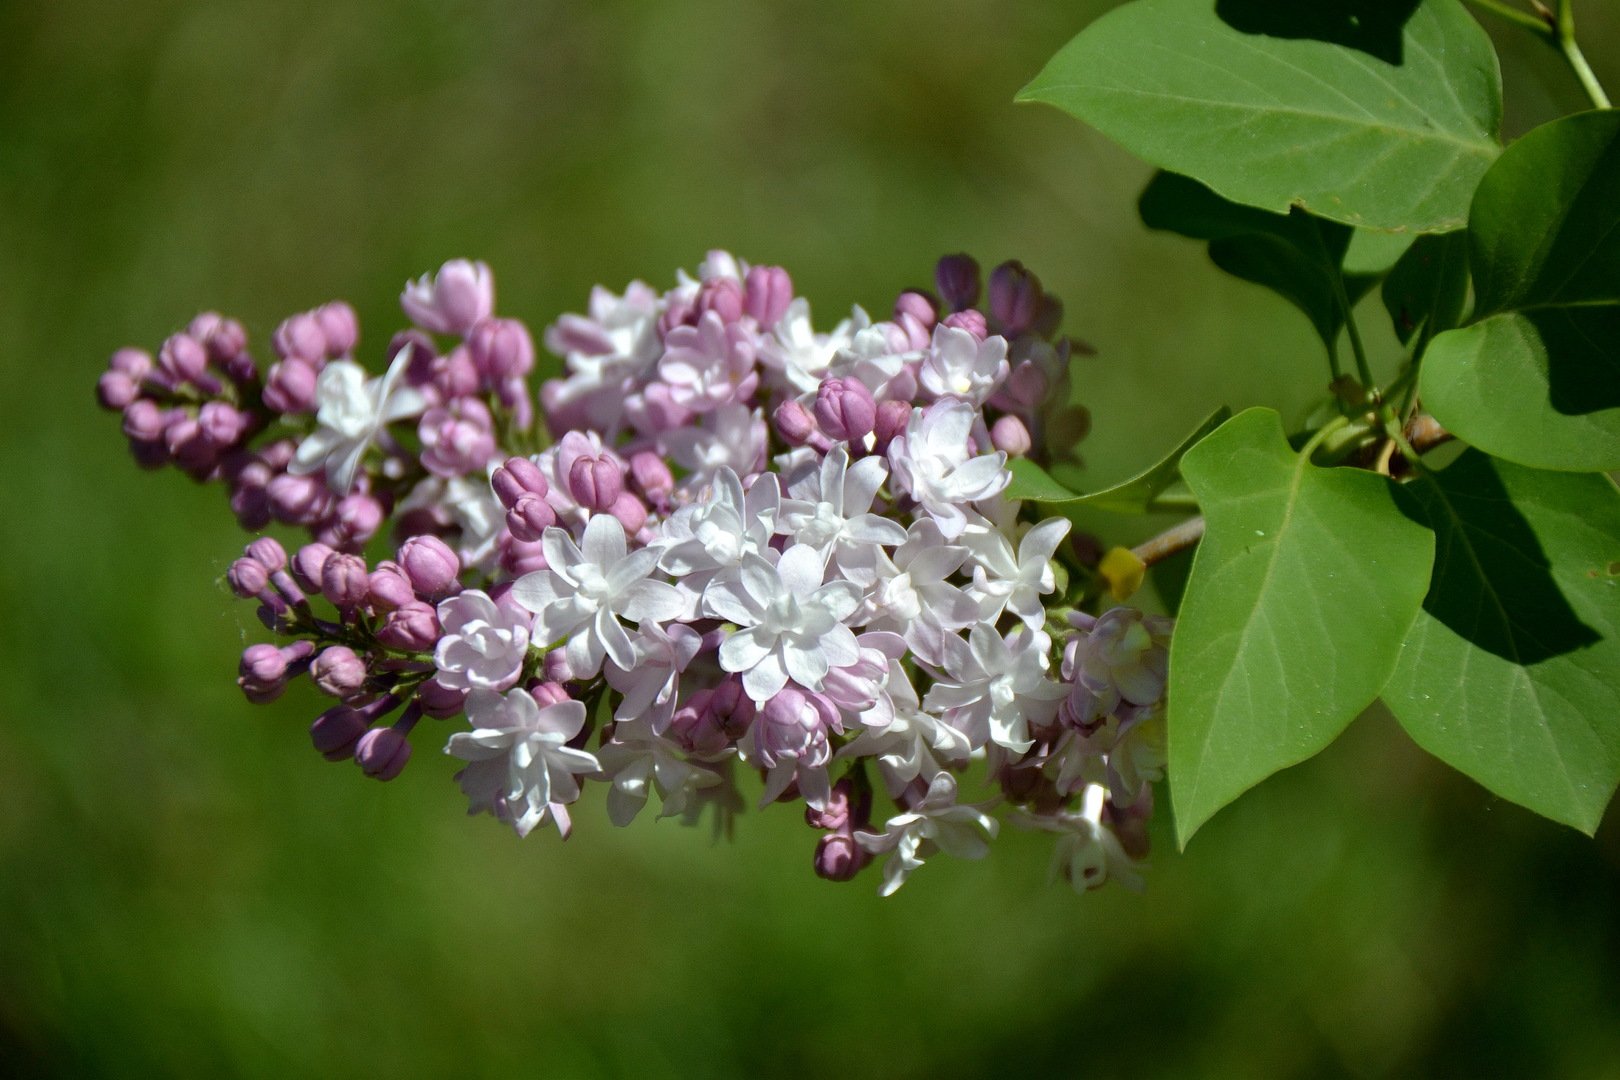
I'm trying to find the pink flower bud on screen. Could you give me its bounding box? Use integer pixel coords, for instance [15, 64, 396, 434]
[238, 643, 290, 703]
[310, 706, 369, 761]
[109, 347, 153, 378]
[757, 688, 837, 768]
[466, 317, 535, 380]
[268, 473, 329, 524]
[158, 333, 209, 384]
[193, 313, 249, 365]
[416, 677, 468, 719]
[263, 359, 319, 414]
[498, 533, 549, 576]
[198, 401, 250, 447]
[164, 416, 216, 474]
[397, 535, 461, 598]
[376, 601, 439, 651]
[315, 302, 359, 357]
[988, 260, 1043, 337]
[321, 553, 370, 608]
[273, 312, 327, 362]
[419, 398, 496, 477]
[328, 493, 383, 548]
[935, 253, 981, 311]
[355, 726, 412, 780]
[871, 399, 912, 455]
[568, 454, 623, 512]
[506, 494, 557, 543]
[542, 648, 577, 684]
[291, 543, 336, 592]
[893, 290, 938, 330]
[367, 561, 417, 609]
[627, 451, 674, 504]
[744, 265, 793, 326]
[432, 346, 482, 400]
[121, 399, 166, 442]
[696, 278, 745, 323]
[941, 309, 988, 340]
[244, 537, 287, 571]
[311, 645, 368, 700]
[990, 414, 1032, 457]
[492, 456, 547, 508]
[813, 832, 868, 882]
[227, 557, 269, 599]
[401, 259, 494, 336]
[773, 399, 820, 447]
[610, 491, 648, 534]
[96, 370, 140, 410]
[813, 377, 877, 443]
[531, 681, 571, 708]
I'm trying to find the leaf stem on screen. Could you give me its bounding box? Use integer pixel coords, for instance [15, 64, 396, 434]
[1132, 515, 1206, 568]
[1557, 1, 1612, 108]
[1327, 261, 1375, 390]
[1465, 0, 1556, 36]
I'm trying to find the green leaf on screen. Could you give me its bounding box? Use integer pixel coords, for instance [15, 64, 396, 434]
[1381, 231, 1469, 344]
[1421, 111, 1620, 471]
[1140, 173, 1369, 351]
[1005, 407, 1230, 513]
[1168, 408, 1436, 845]
[1383, 452, 1620, 834]
[1344, 228, 1416, 277]
[1019, 0, 1502, 232]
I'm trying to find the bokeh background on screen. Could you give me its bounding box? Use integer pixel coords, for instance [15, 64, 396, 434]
[3, 1, 1618, 1076]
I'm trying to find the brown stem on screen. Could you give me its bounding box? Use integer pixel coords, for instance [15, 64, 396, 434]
[1132, 516, 1206, 568]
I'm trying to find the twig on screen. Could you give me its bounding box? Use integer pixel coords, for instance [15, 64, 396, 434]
[1132, 516, 1206, 568]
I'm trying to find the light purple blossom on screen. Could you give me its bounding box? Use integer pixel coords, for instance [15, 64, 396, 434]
[433, 589, 531, 692]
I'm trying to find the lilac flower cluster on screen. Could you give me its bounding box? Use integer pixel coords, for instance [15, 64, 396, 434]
[98, 253, 1168, 895]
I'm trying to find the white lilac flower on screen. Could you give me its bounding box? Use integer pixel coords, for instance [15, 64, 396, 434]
[777, 445, 906, 580]
[1011, 783, 1144, 893]
[603, 622, 704, 732]
[445, 688, 601, 838]
[918, 323, 1010, 405]
[662, 403, 767, 487]
[758, 298, 869, 396]
[657, 467, 780, 602]
[837, 660, 971, 797]
[886, 400, 1010, 539]
[704, 544, 862, 703]
[511, 515, 685, 679]
[545, 281, 663, 385]
[825, 322, 922, 402]
[961, 515, 1072, 627]
[855, 773, 998, 896]
[289, 349, 426, 493]
[596, 729, 722, 827]
[433, 589, 531, 692]
[846, 520, 979, 666]
[924, 623, 1066, 752]
[745, 687, 840, 808]
[658, 311, 760, 412]
[821, 630, 906, 729]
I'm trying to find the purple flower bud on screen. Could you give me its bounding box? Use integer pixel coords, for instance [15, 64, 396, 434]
[310, 706, 369, 761]
[391, 330, 439, 386]
[708, 677, 757, 740]
[935, 253, 982, 311]
[158, 333, 210, 384]
[498, 533, 549, 576]
[121, 399, 166, 442]
[416, 677, 468, 719]
[355, 726, 412, 781]
[311, 645, 369, 700]
[696, 278, 745, 324]
[610, 492, 648, 535]
[109, 347, 153, 379]
[988, 260, 1043, 337]
[315, 302, 359, 358]
[227, 557, 269, 599]
[267, 473, 330, 525]
[198, 401, 250, 447]
[506, 493, 557, 543]
[492, 456, 547, 508]
[376, 601, 440, 651]
[941, 309, 988, 340]
[193, 313, 249, 365]
[773, 399, 820, 447]
[291, 542, 336, 592]
[744, 265, 793, 327]
[466, 317, 535, 381]
[321, 553, 371, 608]
[237, 641, 312, 704]
[567, 454, 623, 512]
[813, 377, 877, 443]
[871, 399, 912, 455]
[1033, 294, 1064, 340]
[96, 370, 140, 410]
[627, 451, 674, 504]
[273, 312, 327, 363]
[244, 536, 287, 571]
[990, 414, 1032, 457]
[419, 398, 496, 477]
[397, 535, 460, 598]
[1001, 360, 1050, 415]
[329, 493, 383, 548]
[401, 259, 495, 337]
[164, 416, 216, 474]
[263, 359, 319, 414]
[230, 481, 272, 532]
[433, 346, 482, 400]
[806, 781, 853, 831]
[813, 833, 868, 882]
[541, 647, 577, 685]
[259, 439, 296, 472]
[367, 561, 417, 610]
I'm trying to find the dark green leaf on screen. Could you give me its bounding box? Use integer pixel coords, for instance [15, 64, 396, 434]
[1381, 231, 1469, 344]
[1020, 0, 1502, 232]
[1422, 111, 1620, 471]
[1005, 407, 1230, 513]
[1383, 452, 1620, 833]
[1169, 408, 1436, 845]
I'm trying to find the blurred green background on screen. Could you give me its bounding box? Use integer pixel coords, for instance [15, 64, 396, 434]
[3, 1, 1618, 1076]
